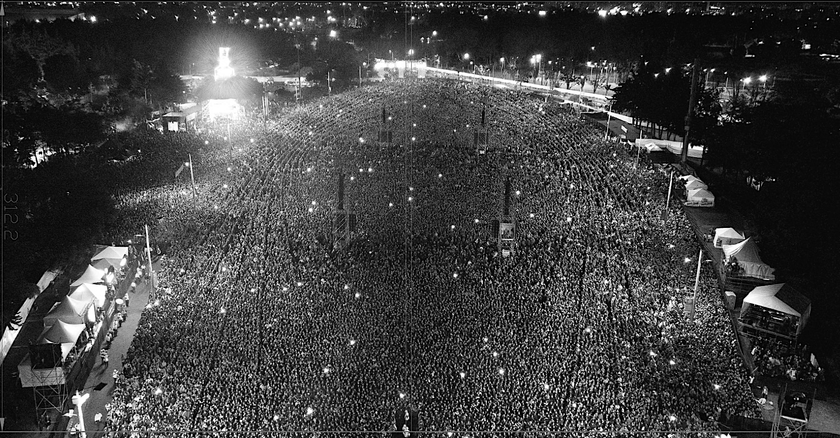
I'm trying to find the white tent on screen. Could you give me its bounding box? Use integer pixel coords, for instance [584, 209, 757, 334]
[44, 296, 92, 326]
[92, 257, 124, 271]
[39, 320, 86, 345]
[741, 283, 811, 336]
[678, 175, 702, 183]
[714, 227, 746, 248]
[685, 179, 708, 190]
[70, 265, 106, 287]
[91, 246, 128, 261]
[685, 188, 715, 207]
[70, 283, 107, 308]
[722, 238, 775, 280]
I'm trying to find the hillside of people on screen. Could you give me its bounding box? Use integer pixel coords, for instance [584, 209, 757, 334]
[86, 80, 761, 434]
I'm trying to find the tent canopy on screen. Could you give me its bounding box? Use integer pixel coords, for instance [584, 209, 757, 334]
[742, 283, 811, 321]
[70, 265, 106, 287]
[685, 179, 709, 190]
[91, 246, 128, 261]
[723, 238, 775, 280]
[92, 258, 123, 271]
[39, 320, 86, 344]
[685, 188, 715, 207]
[70, 283, 107, 308]
[44, 296, 91, 326]
[714, 227, 746, 248]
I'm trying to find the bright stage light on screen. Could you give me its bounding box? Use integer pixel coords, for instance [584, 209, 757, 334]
[214, 47, 235, 81]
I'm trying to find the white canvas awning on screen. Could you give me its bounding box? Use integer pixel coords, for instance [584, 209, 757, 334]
[39, 320, 86, 344]
[714, 227, 746, 248]
[685, 179, 708, 190]
[741, 283, 811, 335]
[722, 238, 775, 280]
[70, 265, 106, 287]
[70, 283, 107, 308]
[685, 188, 715, 207]
[91, 246, 128, 261]
[44, 296, 92, 326]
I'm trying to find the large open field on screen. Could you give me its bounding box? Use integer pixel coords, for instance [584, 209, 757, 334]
[105, 80, 759, 435]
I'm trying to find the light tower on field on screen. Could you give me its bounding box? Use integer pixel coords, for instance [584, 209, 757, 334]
[214, 47, 234, 81]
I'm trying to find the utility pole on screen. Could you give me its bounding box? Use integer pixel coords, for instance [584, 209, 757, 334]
[145, 224, 155, 298]
[188, 153, 197, 198]
[681, 58, 701, 166]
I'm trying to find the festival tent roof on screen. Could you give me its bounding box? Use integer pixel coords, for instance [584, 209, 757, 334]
[44, 296, 91, 326]
[92, 257, 122, 271]
[678, 175, 702, 183]
[39, 320, 86, 344]
[685, 179, 708, 190]
[70, 265, 106, 287]
[723, 238, 775, 280]
[685, 188, 715, 207]
[714, 227, 746, 248]
[69, 283, 107, 308]
[36, 270, 61, 293]
[91, 246, 128, 261]
[741, 283, 811, 333]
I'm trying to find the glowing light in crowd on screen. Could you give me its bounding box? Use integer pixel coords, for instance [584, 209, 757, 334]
[451, 225, 456, 230]
[214, 47, 234, 81]
[515, 190, 521, 196]
[543, 383, 550, 390]
[220, 307, 226, 314]
[483, 337, 488, 343]
[408, 196, 414, 202]
[474, 219, 479, 223]
[306, 407, 314, 416]
[273, 414, 279, 421]
[649, 350, 658, 357]
[438, 173, 443, 178]
[411, 136, 416, 141]
[214, 205, 219, 209]
[205, 140, 209, 145]
[344, 284, 350, 290]
[323, 367, 331, 374]
[498, 368, 506, 375]
[459, 372, 466, 379]
[389, 202, 394, 208]
[409, 187, 414, 191]
[668, 244, 675, 249]
[684, 257, 691, 263]
[350, 176, 355, 181]
[349, 340, 356, 346]
[368, 167, 373, 173]
[713, 383, 721, 390]
[452, 272, 458, 278]
[154, 387, 163, 395]
[359, 136, 365, 143]
[227, 167, 231, 172]
[307, 167, 312, 172]
[598, 9, 608, 17]
[539, 10, 547, 16]
[222, 184, 228, 189]
[668, 415, 677, 422]
[529, 213, 535, 218]
[282, 286, 288, 292]
[669, 359, 676, 366]
[399, 392, 405, 399]
[492, 351, 499, 358]
[354, 292, 361, 299]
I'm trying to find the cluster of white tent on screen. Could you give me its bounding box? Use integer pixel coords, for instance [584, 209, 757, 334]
[714, 227, 776, 281]
[713, 228, 811, 338]
[679, 175, 715, 208]
[18, 246, 128, 386]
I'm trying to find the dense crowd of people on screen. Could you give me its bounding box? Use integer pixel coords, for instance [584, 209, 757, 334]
[102, 79, 761, 436]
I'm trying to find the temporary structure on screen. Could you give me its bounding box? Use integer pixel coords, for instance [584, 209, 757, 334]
[39, 320, 86, 345]
[714, 227, 746, 248]
[685, 179, 709, 190]
[92, 258, 123, 271]
[723, 238, 775, 280]
[685, 188, 715, 207]
[69, 283, 107, 308]
[43, 297, 92, 326]
[741, 283, 811, 337]
[91, 246, 129, 261]
[70, 265, 106, 287]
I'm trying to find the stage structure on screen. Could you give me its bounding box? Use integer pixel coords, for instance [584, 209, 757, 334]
[333, 171, 356, 248]
[205, 47, 243, 121]
[498, 175, 515, 257]
[378, 106, 393, 144]
[474, 106, 489, 154]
